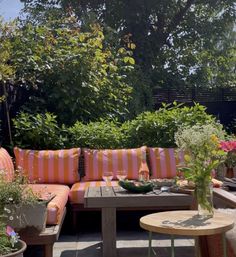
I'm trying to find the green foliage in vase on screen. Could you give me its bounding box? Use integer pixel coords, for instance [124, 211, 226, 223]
[175, 123, 227, 212]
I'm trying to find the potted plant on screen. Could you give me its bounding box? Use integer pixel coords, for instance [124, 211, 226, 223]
[0, 171, 47, 232]
[0, 221, 26, 257]
[219, 140, 236, 178]
[175, 123, 226, 218]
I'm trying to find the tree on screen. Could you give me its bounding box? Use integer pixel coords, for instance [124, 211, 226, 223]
[0, 17, 135, 124]
[21, 0, 236, 90]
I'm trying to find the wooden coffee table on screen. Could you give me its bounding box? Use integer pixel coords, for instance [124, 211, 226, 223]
[84, 186, 193, 257]
[140, 210, 235, 257]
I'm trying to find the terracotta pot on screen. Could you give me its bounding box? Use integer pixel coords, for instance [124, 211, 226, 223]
[226, 167, 234, 178]
[3, 240, 27, 257]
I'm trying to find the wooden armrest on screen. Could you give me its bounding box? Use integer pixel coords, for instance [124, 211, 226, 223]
[213, 188, 236, 208]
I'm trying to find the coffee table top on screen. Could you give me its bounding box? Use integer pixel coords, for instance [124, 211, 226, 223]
[84, 186, 193, 209]
[140, 210, 235, 236]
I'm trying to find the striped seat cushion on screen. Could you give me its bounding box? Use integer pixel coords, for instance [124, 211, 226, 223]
[0, 147, 14, 181]
[14, 147, 81, 184]
[83, 146, 148, 181]
[28, 184, 70, 225]
[69, 181, 119, 204]
[148, 147, 184, 178]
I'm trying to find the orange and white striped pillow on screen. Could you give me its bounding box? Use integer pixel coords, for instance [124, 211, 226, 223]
[0, 147, 14, 181]
[84, 146, 148, 181]
[14, 147, 81, 184]
[148, 147, 184, 179]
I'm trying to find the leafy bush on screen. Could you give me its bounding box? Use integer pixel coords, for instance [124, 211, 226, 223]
[4, 18, 134, 124]
[13, 112, 67, 149]
[68, 120, 123, 149]
[121, 102, 218, 148]
[12, 103, 221, 150]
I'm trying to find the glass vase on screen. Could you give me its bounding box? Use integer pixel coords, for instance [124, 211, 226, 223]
[195, 180, 214, 219]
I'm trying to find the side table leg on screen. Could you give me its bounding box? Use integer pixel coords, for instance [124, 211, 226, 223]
[195, 236, 202, 257]
[171, 235, 175, 257]
[148, 231, 152, 257]
[102, 207, 116, 257]
[222, 233, 227, 257]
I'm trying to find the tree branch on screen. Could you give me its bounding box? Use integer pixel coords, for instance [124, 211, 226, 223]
[167, 0, 195, 35]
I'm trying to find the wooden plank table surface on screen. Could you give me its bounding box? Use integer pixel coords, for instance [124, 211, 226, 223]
[84, 186, 193, 257]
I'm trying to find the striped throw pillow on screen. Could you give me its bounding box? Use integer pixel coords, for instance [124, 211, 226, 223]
[148, 147, 184, 178]
[84, 146, 148, 181]
[14, 147, 81, 184]
[0, 147, 14, 181]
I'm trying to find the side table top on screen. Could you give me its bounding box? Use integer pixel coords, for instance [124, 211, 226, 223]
[140, 210, 235, 236]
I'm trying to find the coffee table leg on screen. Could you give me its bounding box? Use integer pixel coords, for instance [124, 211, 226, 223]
[102, 207, 116, 257]
[171, 235, 175, 257]
[222, 233, 227, 257]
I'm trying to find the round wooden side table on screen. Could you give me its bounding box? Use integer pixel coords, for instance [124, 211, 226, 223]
[140, 210, 235, 257]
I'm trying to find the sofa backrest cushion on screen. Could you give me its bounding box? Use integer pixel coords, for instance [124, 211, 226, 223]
[148, 147, 184, 178]
[14, 147, 81, 184]
[84, 146, 148, 181]
[0, 147, 14, 181]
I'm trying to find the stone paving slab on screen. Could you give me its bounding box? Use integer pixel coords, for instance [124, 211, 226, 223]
[50, 231, 195, 257]
[25, 230, 195, 257]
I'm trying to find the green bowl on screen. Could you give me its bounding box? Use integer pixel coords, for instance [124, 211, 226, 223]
[118, 180, 154, 193]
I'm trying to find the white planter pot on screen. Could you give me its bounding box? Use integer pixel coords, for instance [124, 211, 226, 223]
[6, 202, 47, 232]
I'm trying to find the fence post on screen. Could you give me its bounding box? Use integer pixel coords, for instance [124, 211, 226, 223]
[3, 83, 13, 145]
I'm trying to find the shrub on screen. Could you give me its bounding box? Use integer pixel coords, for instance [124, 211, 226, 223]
[68, 120, 123, 149]
[12, 112, 67, 149]
[12, 103, 221, 150]
[122, 102, 218, 148]
[5, 19, 134, 124]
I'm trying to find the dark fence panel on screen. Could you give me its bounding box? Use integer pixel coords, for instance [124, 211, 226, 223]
[0, 83, 33, 146]
[153, 87, 236, 128]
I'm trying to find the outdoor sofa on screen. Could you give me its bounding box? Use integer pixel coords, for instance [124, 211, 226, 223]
[1, 145, 235, 257]
[1, 146, 184, 225]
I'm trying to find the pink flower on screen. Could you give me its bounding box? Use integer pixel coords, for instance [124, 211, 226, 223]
[6, 226, 16, 237]
[219, 141, 236, 152]
[6, 226, 19, 248]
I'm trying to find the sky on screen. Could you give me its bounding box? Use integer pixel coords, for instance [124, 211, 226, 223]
[0, 0, 23, 21]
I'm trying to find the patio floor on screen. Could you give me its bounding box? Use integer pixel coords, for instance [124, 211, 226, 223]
[24, 211, 195, 257]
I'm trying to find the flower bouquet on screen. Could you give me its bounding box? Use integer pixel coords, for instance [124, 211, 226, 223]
[175, 123, 226, 218]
